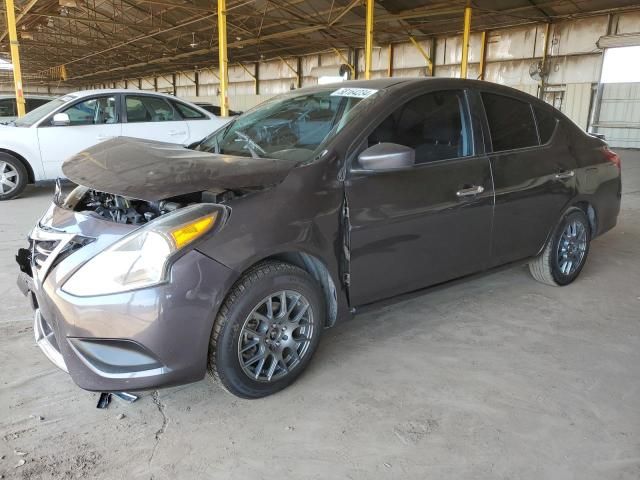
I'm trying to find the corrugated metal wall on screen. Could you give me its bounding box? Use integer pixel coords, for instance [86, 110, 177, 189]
[596, 83, 640, 148]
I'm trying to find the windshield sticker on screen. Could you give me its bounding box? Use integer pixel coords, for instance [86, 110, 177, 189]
[330, 87, 378, 99]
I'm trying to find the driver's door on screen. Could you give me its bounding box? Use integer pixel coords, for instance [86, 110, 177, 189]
[345, 89, 494, 306]
[37, 94, 121, 179]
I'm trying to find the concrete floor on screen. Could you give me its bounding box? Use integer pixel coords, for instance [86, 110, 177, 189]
[1, 151, 639, 480]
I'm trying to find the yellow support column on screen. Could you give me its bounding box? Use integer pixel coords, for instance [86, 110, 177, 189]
[5, 0, 25, 117]
[478, 31, 487, 80]
[364, 0, 374, 80]
[217, 0, 229, 117]
[460, 5, 472, 79]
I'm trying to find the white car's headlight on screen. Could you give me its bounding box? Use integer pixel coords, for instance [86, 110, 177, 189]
[62, 203, 227, 297]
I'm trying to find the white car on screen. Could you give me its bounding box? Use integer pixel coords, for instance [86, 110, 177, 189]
[0, 89, 231, 200]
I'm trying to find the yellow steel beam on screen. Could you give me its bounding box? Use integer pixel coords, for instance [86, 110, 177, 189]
[4, 0, 25, 117]
[461, 5, 472, 78]
[409, 36, 433, 75]
[539, 22, 551, 99]
[237, 62, 258, 94]
[278, 56, 299, 86]
[387, 43, 393, 77]
[478, 31, 487, 80]
[364, 0, 374, 79]
[332, 48, 355, 78]
[217, 0, 229, 116]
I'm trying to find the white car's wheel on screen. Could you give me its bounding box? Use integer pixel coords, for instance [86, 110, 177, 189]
[0, 153, 27, 200]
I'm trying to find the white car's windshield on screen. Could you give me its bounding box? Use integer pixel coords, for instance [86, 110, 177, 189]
[196, 86, 378, 162]
[13, 96, 73, 127]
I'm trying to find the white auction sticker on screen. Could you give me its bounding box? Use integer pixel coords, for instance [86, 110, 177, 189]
[330, 87, 378, 99]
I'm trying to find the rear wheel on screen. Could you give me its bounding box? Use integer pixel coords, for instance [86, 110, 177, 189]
[529, 208, 591, 286]
[208, 261, 324, 398]
[0, 153, 27, 200]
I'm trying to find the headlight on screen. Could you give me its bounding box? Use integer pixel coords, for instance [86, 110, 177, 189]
[62, 203, 226, 297]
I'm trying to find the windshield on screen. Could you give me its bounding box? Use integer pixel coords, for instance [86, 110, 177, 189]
[196, 86, 377, 162]
[13, 96, 73, 127]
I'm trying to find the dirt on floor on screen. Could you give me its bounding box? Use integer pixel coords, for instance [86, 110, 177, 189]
[1, 151, 639, 480]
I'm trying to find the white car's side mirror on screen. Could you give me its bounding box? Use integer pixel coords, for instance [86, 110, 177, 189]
[51, 112, 71, 126]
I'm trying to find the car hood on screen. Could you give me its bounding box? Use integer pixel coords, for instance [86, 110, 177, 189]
[62, 137, 300, 202]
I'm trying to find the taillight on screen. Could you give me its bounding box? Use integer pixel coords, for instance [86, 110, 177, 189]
[602, 146, 621, 169]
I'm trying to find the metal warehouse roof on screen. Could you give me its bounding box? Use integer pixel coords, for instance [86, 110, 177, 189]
[0, 0, 638, 85]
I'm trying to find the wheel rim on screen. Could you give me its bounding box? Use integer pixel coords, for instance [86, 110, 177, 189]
[556, 219, 588, 276]
[0, 161, 19, 195]
[238, 290, 314, 383]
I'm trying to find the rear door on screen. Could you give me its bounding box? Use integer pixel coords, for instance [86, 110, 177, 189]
[121, 94, 189, 144]
[346, 89, 494, 306]
[480, 91, 576, 265]
[37, 94, 121, 179]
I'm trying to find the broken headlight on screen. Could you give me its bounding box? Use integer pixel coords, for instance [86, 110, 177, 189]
[62, 204, 227, 297]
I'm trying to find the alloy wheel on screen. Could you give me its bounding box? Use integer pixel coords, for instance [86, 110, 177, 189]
[556, 219, 588, 276]
[238, 290, 314, 383]
[0, 161, 19, 195]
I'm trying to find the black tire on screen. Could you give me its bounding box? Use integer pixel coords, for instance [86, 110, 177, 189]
[529, 208, 591, 286]
[0, 153, 28, 200]
[208, 261, 324, 399]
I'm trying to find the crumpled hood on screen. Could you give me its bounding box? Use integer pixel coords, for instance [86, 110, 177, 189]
[62, 137, 300, 202]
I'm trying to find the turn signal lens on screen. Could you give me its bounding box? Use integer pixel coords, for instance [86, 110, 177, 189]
[170, 214, 217, 248]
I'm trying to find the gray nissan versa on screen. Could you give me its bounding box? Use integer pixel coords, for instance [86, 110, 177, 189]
[16, 78, 621, 398]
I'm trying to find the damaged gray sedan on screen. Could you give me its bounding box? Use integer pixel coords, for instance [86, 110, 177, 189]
[16, 79, 621, 398]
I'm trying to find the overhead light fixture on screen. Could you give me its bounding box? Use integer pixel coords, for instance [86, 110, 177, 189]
[60, 6, 69, 16]
[190, 33, 198, 48]
[47, 18, 55, 28]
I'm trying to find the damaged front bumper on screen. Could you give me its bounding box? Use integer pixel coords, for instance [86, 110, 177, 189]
[16, 201, 236, 392]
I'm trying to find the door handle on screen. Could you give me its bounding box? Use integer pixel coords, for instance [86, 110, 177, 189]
[169, 130, 186, 136]
[554, 170, 575, 180]
[456, 185, 484, 197]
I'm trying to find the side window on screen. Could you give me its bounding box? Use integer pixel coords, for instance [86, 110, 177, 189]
[0, 98, 16, 117]
[367, 90, 471, 164]
[26, 99, 51, 112]
[126, 96, 175, 122]
[171, 101, 206, 119]
[482, 92, 538, 151]
[61, 96, 118, 125]
[533, 105, 558, 144]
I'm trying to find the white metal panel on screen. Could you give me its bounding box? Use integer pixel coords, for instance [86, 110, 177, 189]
[616, 11, 640, 35]
[561, 83, 593, 130]
[554, 17, 608, 55]
[597, 82, 640, 148]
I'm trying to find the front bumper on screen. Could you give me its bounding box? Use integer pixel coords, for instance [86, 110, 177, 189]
[17, 203, 236, 392]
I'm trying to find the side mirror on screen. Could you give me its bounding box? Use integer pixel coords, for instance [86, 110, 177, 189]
[51, 112, 70, 126]
[357, 142, 415, 171]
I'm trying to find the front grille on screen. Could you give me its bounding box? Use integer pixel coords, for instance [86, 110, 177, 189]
[30, 234, 93, 279]
[33, 239, 60, 270]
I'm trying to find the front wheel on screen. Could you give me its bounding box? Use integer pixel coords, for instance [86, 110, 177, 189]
[208, 261, 324, 398]
[0, 153, 27, 200]
[529, 208, 591, 286]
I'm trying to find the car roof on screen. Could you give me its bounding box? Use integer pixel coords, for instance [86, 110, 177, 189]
[67, 89, 180, 99]
[0, 94, 56, 100]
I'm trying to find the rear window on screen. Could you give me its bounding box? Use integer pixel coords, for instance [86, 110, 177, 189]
[482, 92, 539, 152]
[172, 101, 206, 119]
[125, 95, 175, 122]
[534, 105, 558, 144]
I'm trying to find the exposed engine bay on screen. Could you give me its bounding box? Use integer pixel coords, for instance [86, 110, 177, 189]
[61, 186, 242, 225]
